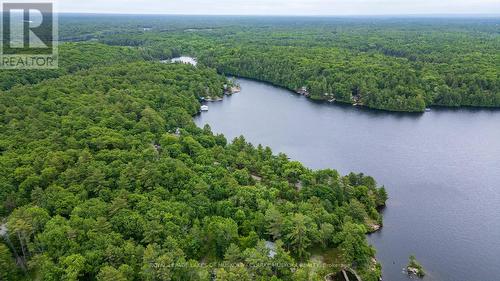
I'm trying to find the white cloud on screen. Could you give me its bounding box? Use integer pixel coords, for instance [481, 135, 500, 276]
[57, 0, 500, 15]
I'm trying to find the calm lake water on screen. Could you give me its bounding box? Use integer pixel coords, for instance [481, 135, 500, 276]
[195, 78, 500, 281]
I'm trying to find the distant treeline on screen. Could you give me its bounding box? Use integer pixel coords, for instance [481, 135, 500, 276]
[80, 16, 499, 112]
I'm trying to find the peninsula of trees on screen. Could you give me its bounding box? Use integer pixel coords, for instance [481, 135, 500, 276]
[0, 43, 387, 281]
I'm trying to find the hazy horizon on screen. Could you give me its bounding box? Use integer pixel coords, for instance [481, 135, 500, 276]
[58, 12, 500, 17]
[56, 0, 499, 16]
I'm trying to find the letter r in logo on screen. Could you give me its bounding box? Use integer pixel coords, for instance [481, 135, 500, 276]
[2, 2, 53, 52]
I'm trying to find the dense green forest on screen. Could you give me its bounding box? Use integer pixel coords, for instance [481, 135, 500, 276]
[0, 43, 387, 281]
[2, 15, 497, 281]
[68, 15, 499, 112]
[0, 43, 148, 91]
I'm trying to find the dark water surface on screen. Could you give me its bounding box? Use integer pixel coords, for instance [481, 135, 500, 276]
[194, 78, 500, 281]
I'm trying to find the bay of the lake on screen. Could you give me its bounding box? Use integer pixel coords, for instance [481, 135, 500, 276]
[195, 78, 500, 281]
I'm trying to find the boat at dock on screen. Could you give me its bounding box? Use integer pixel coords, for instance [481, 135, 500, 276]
[205, 97, 223, 102]
[200, 105, 209, 111]
[296, 86, 310, 97]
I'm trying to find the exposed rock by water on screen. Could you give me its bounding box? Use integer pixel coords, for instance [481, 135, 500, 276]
[406, 255, 425, 278]
[367, 223, 381, 233]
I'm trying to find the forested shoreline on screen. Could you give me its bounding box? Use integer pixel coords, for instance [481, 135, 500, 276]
[1, 42, 387, 280]
[1, 15, 497, 281]
[87, 16, 499, 112]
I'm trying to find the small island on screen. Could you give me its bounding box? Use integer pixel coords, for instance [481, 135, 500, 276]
[407, 255, 426, 278]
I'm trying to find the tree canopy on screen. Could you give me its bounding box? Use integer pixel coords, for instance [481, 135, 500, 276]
[87, 16, 499, 112]
[1, 57, 386, 280]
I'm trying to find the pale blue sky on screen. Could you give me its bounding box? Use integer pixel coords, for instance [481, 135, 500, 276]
[57, 0, 499, 15]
